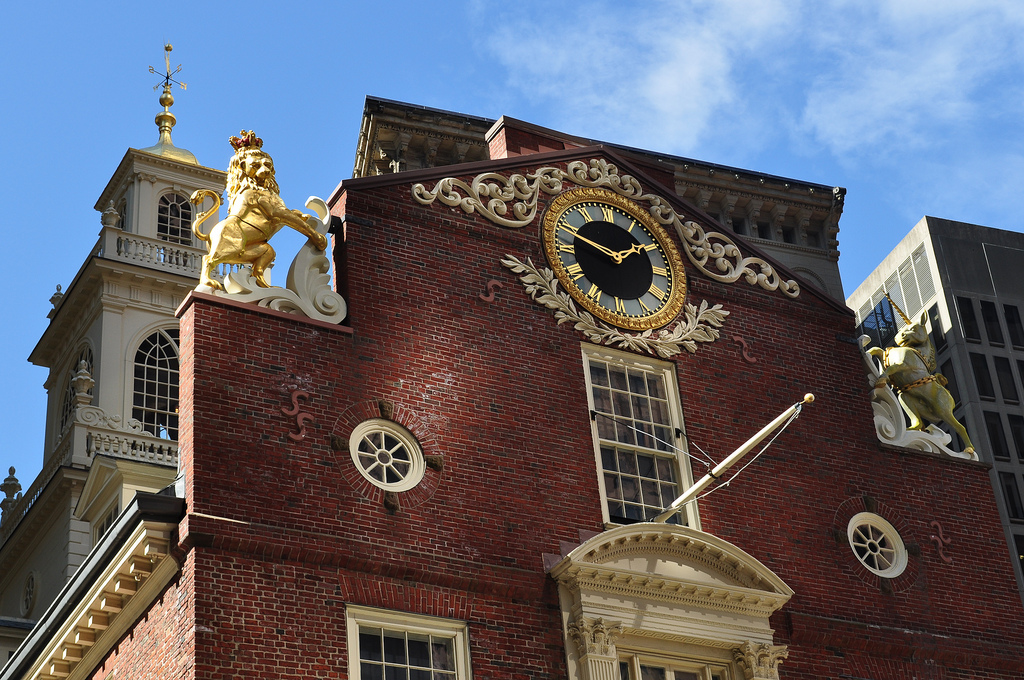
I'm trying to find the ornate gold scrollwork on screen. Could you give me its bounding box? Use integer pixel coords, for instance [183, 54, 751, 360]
[501, 255, 728, 358]
[414, 159, 800, 298]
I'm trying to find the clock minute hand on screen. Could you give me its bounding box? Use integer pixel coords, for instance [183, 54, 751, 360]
[572, 233, 622, 261]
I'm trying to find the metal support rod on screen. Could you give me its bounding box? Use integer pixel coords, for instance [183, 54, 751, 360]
[650, 393, 815, 523]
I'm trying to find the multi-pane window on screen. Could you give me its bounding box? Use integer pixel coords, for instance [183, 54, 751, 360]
[584, 346, 693, 526]
[957, 297, 981, 342]
[980, 301, 1005, 346]
[157, 194, 193, 245]
[618, 655, 730, 680]
[346, 607, 470, 680]
[971, 353, 995, 400]
[94, 500, 120, 543]
[132, 329, 179, 439]
[358, 628, 456, 679]
[1005, 305, 1024, 348]
[994, 357, 1019, 403]
[59, 347, 94, 434]
[1000, 472, 1024, 520]
[985, 412, 1010, 461]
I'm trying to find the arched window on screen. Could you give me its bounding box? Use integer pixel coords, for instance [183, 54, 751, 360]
[157, 194, 193, 245]
[59, 347, 94, 434]
[132, 329, 179, 440]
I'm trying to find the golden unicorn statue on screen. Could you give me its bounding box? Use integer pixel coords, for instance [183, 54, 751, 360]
[867, 295, 974, 454]
[190, 131, 328, 290]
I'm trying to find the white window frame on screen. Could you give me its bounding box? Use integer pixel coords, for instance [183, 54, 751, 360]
[581, 344, 697, 528]
[345, 605, 472, 680]
[617, 649, 734, 680]
[93, 498, 120, 543]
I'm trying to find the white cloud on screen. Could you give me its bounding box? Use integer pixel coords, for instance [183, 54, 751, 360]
[800, 0, 1024, 157]
[482, 0, 795, 153]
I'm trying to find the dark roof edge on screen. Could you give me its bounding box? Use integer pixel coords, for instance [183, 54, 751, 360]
[364, 95, 496, 126]
[0, 493, 184, 680]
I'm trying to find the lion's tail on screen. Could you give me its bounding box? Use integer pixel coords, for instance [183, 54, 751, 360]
[189, 189, 222, 243]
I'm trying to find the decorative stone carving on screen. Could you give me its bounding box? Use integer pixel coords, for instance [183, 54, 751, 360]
[413, 158, 801, 298]
[501, 255, 728, 358]
[734, 641, 788, 680]
[567, 616, 622, 657]
[1, 467, 22, 524]
[212, 197, 348, 324]
[71, 361, 95, 406]
[101, 201, 120, 228]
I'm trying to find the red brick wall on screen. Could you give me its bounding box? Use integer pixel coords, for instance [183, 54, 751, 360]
[85, 562, 194, 680]
[164, 153, 1024, 679]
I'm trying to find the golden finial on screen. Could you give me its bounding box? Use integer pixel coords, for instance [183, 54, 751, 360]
[141, 43, 197, 165]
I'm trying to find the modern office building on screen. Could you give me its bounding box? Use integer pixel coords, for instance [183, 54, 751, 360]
[848, 215, 1024, 598]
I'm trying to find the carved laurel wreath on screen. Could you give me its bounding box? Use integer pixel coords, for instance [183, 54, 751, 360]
[501, 255, 728, 357]
[413, 158, 800, 298]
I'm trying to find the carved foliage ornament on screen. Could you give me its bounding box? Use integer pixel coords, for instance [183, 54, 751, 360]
[501, 255, 727, 358]
[413, 158, 800, 298]
[733, 641, 788, 680]
[567, 616, 622, 658]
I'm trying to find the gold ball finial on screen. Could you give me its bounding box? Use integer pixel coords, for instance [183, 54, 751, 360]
[803, 393, 815, 404]
[165, 43, 173, 52]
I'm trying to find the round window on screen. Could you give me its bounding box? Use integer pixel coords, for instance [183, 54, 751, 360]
[847, 512, 908, 578]
[349, 419, 425, 492]
[21, 571, 37, 617]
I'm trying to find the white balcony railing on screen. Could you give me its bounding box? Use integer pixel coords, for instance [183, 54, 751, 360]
[0, 405, 179, 545]
[98, 226, 204, 278]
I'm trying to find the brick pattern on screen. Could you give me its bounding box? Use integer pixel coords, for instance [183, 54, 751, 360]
[87, 155, 1024, 678]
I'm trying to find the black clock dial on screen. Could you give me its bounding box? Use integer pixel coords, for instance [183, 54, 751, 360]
[543, 188, 686, 331]
[572, 220, 653, 299]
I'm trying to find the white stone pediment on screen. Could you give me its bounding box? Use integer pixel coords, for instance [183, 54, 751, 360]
[550, 524, 794, 652]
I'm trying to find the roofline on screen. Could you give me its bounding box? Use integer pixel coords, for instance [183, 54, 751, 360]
[0, 492, 184, 680]
[364, 95, 496, 126]
[357, 98, 840, 192]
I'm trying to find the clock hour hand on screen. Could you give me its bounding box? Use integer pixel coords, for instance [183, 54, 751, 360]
[572, 233, 621, 261]
[612, 242, 647, 262]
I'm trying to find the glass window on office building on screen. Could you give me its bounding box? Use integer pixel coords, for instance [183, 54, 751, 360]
[957, 297, 981, 342]
[980, 301, 1005, 346]
[971, 353, 996, 400]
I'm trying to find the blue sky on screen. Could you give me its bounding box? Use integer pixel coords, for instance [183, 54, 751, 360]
[3, 0, 1024, 485]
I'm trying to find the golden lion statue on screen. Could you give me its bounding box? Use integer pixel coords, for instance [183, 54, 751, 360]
[190, 131, 328, 290]
[867, 299, 975, 454]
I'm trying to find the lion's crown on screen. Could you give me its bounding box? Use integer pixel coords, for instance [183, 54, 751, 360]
[229, 130, 263, 151]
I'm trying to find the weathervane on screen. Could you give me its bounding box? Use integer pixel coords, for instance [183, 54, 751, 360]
[149, 43, 186, 92]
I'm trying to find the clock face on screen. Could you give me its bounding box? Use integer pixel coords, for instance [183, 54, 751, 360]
[542, 187, 686, 330]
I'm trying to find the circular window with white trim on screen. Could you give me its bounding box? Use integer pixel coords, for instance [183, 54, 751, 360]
[349, 419, 426, 492]
[847, 512, 908, 578]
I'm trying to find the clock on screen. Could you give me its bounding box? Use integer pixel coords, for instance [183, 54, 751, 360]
[542, 187, 686, 330]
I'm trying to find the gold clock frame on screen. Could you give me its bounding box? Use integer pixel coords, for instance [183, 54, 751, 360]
[542, 187, 687, 331]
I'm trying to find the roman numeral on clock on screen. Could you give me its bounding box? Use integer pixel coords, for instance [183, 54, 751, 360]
[566, 262, 584, 280]
[648, 282, 667, 301]
[601, 206, 615, 222]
